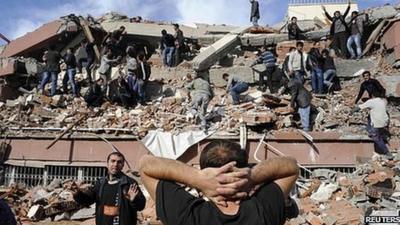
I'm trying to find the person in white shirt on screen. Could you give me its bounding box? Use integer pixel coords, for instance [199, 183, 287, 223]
[355, 90, 393, 159]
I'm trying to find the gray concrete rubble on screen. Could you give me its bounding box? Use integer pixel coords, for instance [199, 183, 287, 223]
[192, 27, 249, 71]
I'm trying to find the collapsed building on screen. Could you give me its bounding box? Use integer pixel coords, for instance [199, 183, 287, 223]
[0, 2, 400, 225]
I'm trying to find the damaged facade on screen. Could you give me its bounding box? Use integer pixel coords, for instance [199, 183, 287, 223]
[0, 1, 400, 225]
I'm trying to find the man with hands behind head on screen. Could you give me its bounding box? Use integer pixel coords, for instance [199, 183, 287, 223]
[139, 140, 299, 225]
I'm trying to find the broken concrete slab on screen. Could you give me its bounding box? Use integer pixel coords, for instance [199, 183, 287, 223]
[335, 58, 378, 78]
[364, 5, 398, 24]
[240, 33, 287, 47]
[192, 27, 250, 71]
[377, 74, 400, 97]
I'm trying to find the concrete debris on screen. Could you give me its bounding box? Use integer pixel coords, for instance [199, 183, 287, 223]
[287, 156, 400, 225]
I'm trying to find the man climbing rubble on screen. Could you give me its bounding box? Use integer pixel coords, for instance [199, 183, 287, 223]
[353, 89, 394, 160]
[98, 49, 122, 87]
[185, 72, 214, 130]
[73, 152, 146, 225]
[139, 140, 299, 225]
[354, 71, 386, 104]
[288, 80, 312, 131]
[223, 73, 249, 105]
[251, 45, 277, 91]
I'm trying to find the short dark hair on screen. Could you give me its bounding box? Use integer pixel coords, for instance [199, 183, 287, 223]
[289, 47, 296, 52]
[296, 42, 304, 47]
[68, 47, 74, 52]
[120, 26, 125, 30]
[222, 73, 229, 79]
[107, 152, 125, 163]
[200, 140, 248, 169]
[173, 23, 179, 28]
[161, 29, 167, 35]
[352, 11, 358, 16]
[362, 71, 371, 77]
[291, 16, 297, 21]
[49, 45, 56, 51]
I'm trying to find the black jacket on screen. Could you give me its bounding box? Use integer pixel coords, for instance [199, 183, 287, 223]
[137, 61, 151, 81]
[355, 79, 386, 103]
[325, 5, 350, 36]
[289, 81, 311, 108]
[306, 48, 323, 70]
[250, 1, 260, 20]
[74, 173, 146, 225]
[64, 53, 77, 69]
[322, 56, 336, 71]
[287, 23, 304, 40]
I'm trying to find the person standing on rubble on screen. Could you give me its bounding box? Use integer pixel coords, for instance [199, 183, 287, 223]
[186, 73, 214, 130]
[160, 29, 176, 67]
[173, 24, 185, 65]
[139, 140, 299, 225]
[251, 45, 277, 91]
[40, 45, 61, 96]
[322, 0, 351, 58]
[223, 73, 249, 105]
[288, 42, 306, 84]
[347, 11, 365, 60]
[73, 152, 146, 225]
[135, 53, 151, 105]
[306, 43, 324, 94]
[354, 71, 386, 104]
[250, 0, 260, 27]
[288, 80, 312, 131]
[353, 90, 393, 159]
[62, 47, 78, 97]
[321, 49, 337, 93]
[80, 40, 96, 83]
[98, 49, 122, 87]
[287, 17, 314, 40]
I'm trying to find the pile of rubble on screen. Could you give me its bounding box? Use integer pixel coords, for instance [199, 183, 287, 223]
[0, 179, 94, 223]
[287, 156, 400, 225]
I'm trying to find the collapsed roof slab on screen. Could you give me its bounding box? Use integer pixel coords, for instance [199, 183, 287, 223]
[0, 20, 63, 58]
[101, 21, 235, 47]
[192, 27, 250, 71]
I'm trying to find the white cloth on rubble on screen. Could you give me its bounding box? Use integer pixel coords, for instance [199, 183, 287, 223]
[141, 130, 214, 159]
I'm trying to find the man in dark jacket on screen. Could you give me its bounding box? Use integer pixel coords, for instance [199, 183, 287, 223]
[62, 48, 78, 96]
[173, 24, 185, 65]
[74, 152, 146, 225]
[354, 70, 386, 104]
[250, 0, 260, 26]
[287, 17, 314, 40]
[322, 0, 351, 58]
[288, 80, 312, 131]
[40, 45, 61, 96]
[160, 30, 176, 67]
[135, 53, 151, 104]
